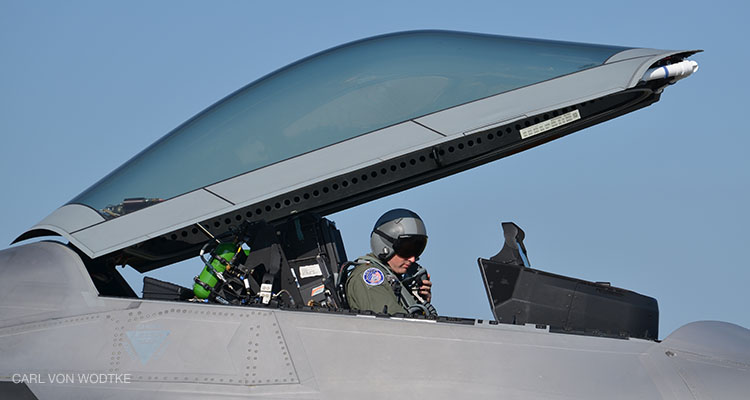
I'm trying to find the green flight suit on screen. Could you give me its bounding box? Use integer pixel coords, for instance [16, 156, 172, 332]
[346, 254, 407, 314]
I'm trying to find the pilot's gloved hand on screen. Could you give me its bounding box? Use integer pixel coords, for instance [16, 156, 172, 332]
[418, 273, 432, 303]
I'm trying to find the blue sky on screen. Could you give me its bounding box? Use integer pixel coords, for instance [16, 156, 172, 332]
[1, 0, 748, 339]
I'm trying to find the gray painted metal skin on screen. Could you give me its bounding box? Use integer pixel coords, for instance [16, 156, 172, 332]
[1, 241, 749, 399]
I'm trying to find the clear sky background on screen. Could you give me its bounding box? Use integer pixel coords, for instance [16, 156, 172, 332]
[1, 0, 747, 339]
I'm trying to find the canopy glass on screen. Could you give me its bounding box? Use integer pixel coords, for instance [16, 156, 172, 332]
[69, 31, 627, 218]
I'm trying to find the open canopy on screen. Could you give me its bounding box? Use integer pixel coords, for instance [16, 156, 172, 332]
[15, 30, 697, 266]
[71, 31, 627, 219]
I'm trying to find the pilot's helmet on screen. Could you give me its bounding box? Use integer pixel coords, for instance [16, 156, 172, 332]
[370, 208, 428, 261]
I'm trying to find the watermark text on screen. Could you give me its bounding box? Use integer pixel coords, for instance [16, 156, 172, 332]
[11, 373, 131, 384]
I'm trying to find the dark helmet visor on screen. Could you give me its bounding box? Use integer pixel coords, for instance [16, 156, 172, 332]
[392, 235, 427, 259]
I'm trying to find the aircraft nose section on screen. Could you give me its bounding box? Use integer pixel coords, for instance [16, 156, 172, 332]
[652, 321, 750, 398]
[662, 320, 750, 365]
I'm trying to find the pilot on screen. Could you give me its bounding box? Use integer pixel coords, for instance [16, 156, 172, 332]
[345, 209, 433, 315]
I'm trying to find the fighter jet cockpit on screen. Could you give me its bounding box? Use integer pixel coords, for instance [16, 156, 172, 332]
[11, 30, 749, 400]
[138, 212, 659, 341]
[12, 30, 696, 340]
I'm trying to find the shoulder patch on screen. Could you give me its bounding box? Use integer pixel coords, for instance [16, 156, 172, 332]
[362, 267, 385, 286]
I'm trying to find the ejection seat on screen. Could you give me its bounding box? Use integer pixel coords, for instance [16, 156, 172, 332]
[142, 213, 348, 310]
